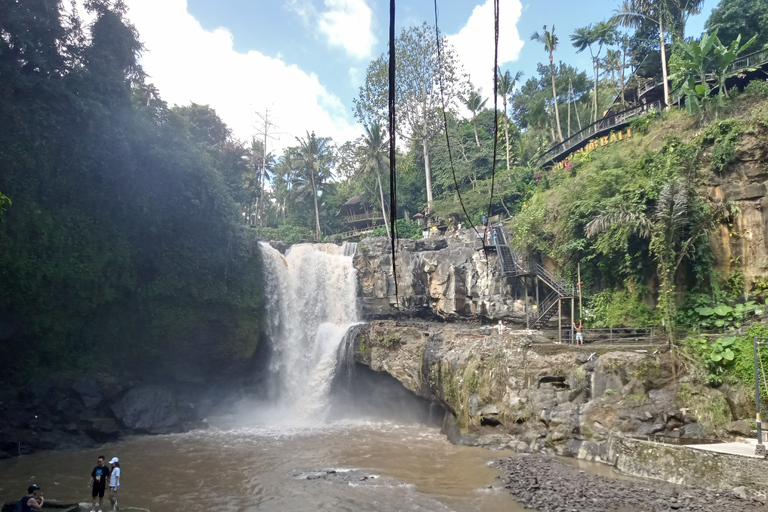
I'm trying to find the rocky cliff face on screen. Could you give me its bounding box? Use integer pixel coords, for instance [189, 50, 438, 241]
[708, 125, 768, 292]
[354, 233, 527, 322]
[355, 321, 751, 457]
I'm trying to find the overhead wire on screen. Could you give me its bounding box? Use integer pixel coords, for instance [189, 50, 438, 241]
[485, 0, 500, 230]
[388, 0, 399, 305]
[432, 1, 482, 243]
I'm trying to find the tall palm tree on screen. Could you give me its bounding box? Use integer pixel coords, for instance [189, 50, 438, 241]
[571, 22, 616, 123]
[294, 131, 332, 240]
[531, 25, 564, 143]
[463, 87, 488, 147]
[611, 0, 702, 110]
[360, 121, 391, 237]
[497, 68, 523, 169]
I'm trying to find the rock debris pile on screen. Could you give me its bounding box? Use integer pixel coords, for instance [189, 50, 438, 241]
[496, 455, 766, 512]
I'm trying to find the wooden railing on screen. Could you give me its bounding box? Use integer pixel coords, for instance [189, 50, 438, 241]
[345, 212, 383, 223]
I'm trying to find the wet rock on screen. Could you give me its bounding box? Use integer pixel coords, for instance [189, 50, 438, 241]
[732, 486, 748, 500]
[111, 385, 181, 432]
[73, 376, 103, 408]
[725, 420, 751, 437]
[681, 423, 704, 439]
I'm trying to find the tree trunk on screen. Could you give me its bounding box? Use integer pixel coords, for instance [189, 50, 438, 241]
[473, 114, 481, 147]
[659, 16, 670, 110]
[567, 80, 572, 138]
[259, 131, 268, 226]
[619, 51, 626, 107]
[550, 54, 564, 142]
[593, 57, 599, 122]
[573, 77, 582, 131]
[423, 137, 434, 207]
[503, 97, 511, 169]
[375, 165, 391, 238]
[310, 166, 321, 240]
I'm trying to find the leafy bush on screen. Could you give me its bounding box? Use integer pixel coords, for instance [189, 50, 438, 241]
[687, 335, 736, 385]
[250, 225, 314, 245]
[630, 111, 660, 135]
[687, 324, 768, 393]
[584, 290, 655, 328]
[683, 301, 764, 330]
[744, 79, 768, 98]
[364, 218, 422, 239]
[700, 119, 742, 172]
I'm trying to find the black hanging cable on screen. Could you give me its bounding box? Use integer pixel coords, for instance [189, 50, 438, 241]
[486, 0, 500, 229]
[388, 0, 399, 305]
[433, 1, 483, 243]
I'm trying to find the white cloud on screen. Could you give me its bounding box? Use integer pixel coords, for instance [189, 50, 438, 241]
[287, 0, 376, 60]
[448, 0, 525, 101]
[318, 0, 376, 59]
[118, 0, 361, 152]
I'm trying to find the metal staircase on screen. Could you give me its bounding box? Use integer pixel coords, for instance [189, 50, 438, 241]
[490, 225, 527, 277]
[489, 224, 575, 329]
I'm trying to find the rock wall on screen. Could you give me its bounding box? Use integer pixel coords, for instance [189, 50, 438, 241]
[707, 125, 768, 292]
[355, 321, 754, 459]
[605, 435, 768, 494]
[354, 233, 527, 321]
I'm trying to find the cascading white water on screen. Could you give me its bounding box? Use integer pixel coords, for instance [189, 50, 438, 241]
[259, 242, 360, 419]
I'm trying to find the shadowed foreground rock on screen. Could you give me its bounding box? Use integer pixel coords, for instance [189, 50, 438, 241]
[496, 455, 766, 512]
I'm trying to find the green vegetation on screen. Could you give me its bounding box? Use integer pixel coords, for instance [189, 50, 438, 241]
[0, 1, 264, 382]
[686, 324, 768, 392]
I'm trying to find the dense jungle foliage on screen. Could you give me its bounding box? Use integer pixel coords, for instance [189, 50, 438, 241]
[0, 0, 265, 383]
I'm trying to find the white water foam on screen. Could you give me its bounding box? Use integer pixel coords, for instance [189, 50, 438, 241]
[259, 242, 360, 420]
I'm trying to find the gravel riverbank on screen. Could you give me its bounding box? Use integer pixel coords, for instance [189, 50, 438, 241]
[496, 455, 766, 512]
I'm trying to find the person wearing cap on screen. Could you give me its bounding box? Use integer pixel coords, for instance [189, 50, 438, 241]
[88, 455, 111, 512]
[108, 457, 121, 512]
[19, 484, 44, 511]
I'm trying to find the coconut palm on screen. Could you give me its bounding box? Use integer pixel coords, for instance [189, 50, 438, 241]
[293, 131, 333, 240]
[463, 87, 488, 147]
[497, 68, 523, 169]
[531, 25, 564, 143]
[360, 121, 391, 237]
[611, 0, 703, 111]
[571, 22, 616, 122]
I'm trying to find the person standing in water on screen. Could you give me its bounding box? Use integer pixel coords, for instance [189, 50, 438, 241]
[88, 455, 111, 512]
[108, 457, 121, 511]
[18, 484, 44, 511]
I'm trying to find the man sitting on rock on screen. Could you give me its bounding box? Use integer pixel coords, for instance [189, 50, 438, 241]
[17, 484, 44, 511]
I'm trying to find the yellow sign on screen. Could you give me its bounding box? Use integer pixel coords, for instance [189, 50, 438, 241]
[552, 127, 632, 171]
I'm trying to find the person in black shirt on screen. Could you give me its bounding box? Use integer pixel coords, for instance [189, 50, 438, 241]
[18, 484, 44, 511]
[88, 455, 111, 512]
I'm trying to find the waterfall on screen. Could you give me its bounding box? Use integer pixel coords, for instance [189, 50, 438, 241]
[259, 242, 360, 419]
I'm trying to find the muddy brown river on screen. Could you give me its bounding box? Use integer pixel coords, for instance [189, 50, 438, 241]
[0, 420, 530, 512]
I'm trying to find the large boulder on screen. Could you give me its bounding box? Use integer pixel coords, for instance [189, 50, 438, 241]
[73, 376, 103, 408]
[111, 385, 181, 432]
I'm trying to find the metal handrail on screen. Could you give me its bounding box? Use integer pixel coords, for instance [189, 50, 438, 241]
[534, 263, 574, 296]
[531, 291, 560, 325]
[535, 100, 662, 167]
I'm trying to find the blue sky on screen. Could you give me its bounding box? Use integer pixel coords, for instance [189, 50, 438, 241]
[115, 0, 719, 152]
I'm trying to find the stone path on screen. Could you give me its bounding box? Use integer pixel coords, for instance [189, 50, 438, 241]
[686, 438, 766, 459]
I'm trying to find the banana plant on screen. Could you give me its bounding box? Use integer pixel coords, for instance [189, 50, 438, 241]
[669, 31, 720, 114]
[712, 33, 758, 99]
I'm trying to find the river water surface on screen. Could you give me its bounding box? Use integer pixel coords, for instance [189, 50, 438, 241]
[0, 420, 526, 512]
